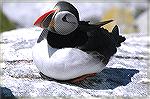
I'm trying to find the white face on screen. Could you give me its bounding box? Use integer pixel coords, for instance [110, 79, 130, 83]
[49, 11, 78, 35]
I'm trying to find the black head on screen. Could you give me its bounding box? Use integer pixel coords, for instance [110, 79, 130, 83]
[34, 1, 79, 35]
[54, 1, 79, 21]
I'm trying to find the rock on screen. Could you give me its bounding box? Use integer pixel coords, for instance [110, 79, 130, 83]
[0, 86, 17, 99]
[0, 28, 149, 97]
[136, 9, 150, 34]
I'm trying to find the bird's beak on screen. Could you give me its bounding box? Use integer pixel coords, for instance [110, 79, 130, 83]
[34, 9, 57, 29]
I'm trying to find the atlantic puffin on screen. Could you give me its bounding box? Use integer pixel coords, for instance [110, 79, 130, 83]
[32, 1, 126, 82]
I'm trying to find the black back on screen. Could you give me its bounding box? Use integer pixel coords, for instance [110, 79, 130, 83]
[79, 28, 117, 60]
[47, 28, 88, 48]
[79, 25, 126, 61]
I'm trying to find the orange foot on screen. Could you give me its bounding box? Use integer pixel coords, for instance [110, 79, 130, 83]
[70, 73, 96, 83]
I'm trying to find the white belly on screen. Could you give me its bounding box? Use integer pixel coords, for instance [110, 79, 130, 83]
[32, 39, 106, 80]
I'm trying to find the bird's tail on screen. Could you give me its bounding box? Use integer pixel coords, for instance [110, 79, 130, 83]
[112, 25, 126, 47]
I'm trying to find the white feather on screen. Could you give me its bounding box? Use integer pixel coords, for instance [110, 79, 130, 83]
[32, 39, 106, 80]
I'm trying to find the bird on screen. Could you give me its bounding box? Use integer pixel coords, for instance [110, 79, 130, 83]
[32, 1, 126, 83]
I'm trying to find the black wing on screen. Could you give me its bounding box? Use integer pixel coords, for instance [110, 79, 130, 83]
[37, 29, 49, 43]
[79, 25, 126, 61]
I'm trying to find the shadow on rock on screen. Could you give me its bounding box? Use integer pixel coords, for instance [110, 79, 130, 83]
[0, 86, 17, 99]
[66, 68, 139, 90]
[39, 68, 139, 90]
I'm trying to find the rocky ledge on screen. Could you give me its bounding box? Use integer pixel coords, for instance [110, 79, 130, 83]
[0, 28, 149, 97]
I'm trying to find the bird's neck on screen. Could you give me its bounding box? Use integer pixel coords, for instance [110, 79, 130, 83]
[47, 29, 88, 49]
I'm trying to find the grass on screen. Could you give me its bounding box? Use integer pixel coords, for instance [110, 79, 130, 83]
[0, 9, 16, 33]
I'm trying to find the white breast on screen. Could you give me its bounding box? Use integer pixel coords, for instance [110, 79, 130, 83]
[32, 39, 106, 80]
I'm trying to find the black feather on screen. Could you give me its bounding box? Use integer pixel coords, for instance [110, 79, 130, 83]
[37, 29, 49, 43]
[112, 25, 126, 47]
[78, 25, 125, 63]
[55, 1, 79, 21]
[47, 28, 88, 48]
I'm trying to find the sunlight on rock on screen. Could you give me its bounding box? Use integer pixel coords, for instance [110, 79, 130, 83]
[138, 78, 150, 84]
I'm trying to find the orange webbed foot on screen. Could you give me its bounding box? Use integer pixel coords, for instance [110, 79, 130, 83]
[70, 73, 96, 83]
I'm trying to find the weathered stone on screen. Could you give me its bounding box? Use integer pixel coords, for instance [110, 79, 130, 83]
[0, 28, 149, 97]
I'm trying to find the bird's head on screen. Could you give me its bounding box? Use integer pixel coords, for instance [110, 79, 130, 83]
[34, 1, 79, 35]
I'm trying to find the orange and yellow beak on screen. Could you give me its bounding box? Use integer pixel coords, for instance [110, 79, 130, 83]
[34, 9, 57, 29]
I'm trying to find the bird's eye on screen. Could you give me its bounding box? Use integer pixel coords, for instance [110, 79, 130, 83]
[62, 14, 68, 22]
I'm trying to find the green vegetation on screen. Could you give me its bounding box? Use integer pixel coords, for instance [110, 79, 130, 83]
[0, 9, 16, 33]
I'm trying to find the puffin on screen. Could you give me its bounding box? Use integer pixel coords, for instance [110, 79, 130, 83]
[32, 1, 126, 83]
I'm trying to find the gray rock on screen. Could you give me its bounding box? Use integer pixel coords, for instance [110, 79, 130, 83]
[0, 86, 17, 99]
[0, 28, 149, 97]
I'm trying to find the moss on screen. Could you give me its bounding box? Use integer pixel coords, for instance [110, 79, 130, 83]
[0, 9, 16, 33]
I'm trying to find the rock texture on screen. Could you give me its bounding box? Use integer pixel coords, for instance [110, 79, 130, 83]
[0, 28, 149, 97]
